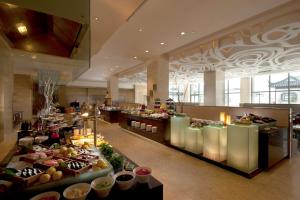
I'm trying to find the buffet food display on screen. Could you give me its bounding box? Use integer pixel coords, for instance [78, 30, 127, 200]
[0, 136, 162, 200]
[169, 111, 284, 177]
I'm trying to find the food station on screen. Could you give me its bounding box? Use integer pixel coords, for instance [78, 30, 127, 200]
[0, 71, 163, 200]
[0, 112, 163, 200]
[99, 107, 121, 124]
[116, 100, 290, 178]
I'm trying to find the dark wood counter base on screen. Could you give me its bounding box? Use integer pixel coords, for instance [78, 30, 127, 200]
[100, 109, 121, 123]
[119, 113, 170, 144]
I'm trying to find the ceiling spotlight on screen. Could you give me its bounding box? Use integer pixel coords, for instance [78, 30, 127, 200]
[16, 23, 27, 35]
[145, 50, 149, 53]
[31, 55, 37, 59]
[138, 28, 143, 32]
[6, 3, 17, 8]
[160, 42, 165, 45]
[133, 56, 138, 59]
[95, 17, 99, 21]
[180, 32, 186, 35]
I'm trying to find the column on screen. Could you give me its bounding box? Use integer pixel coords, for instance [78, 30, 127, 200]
[147, 55, 169, 106]
[108, 75, 119, 103]
[134, 84, 147, 105]
[0, 41, 15, 161]
[204, 70, 225, 106]
[240, 77, 251, 104]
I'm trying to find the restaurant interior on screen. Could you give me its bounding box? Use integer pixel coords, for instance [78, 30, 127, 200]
[1, 0, 300, 199]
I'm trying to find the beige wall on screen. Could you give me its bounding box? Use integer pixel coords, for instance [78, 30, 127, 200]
[119, 88, 135, 103]
[13, 74, 33, 120]
[134, 84, 147, 104]
[0, 42, 15, 162]
[57, 86, 107, 107]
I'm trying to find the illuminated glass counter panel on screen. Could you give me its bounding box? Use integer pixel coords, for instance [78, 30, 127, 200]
[184, 127, 203, 154]
[170, 115, 190, 148]
[227, 124, 258, 173]
[203, 126, 227, 162]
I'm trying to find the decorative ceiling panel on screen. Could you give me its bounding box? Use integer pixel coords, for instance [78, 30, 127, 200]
[170, 18, 300, 79]
[119, 70, 147, 84]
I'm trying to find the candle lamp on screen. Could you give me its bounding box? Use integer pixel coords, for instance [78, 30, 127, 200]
[225, 115, 231, 125]
[219, 112, 225, 123]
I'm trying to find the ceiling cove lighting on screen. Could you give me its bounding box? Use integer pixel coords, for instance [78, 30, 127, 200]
[16, 23, 27, 35]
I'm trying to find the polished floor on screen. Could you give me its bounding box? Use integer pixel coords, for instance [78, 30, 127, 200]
[98, 121, 300, 200]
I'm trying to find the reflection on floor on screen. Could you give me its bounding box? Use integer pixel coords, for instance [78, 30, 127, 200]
[98, 121, 300, 200]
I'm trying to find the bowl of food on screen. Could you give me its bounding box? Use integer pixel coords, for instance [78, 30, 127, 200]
[30, 191, 60, 200]
[114, 171, 135, 191]
[133, 166, 152, 183]
[63, 183, 91, 200]
[91, 176, 115, 198]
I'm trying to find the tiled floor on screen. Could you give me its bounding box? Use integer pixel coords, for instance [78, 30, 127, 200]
[98, 121, 300, 200]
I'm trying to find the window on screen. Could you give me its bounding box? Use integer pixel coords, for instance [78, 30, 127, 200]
[252, 75, 269, 103]
[225, 78, 240, 106]
[169, 79, 204, 104]
[190, 83, 204, 104]
[251, 71, 300, 104]
[169, 84, 184, 102]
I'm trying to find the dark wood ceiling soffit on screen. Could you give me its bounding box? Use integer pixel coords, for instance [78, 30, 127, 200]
[0, 2, 83, 58]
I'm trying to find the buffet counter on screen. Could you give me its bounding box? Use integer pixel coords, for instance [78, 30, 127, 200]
[119, 112, 170, 144]
[0, 146, 163, 200]
[169, 114, 289, 178]
[100, 109, 121, 123]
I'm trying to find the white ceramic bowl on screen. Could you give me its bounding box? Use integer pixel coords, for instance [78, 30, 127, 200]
[114, 171, 135, 190]
[133, 166, 152, 183]
[91, 176, 115, 198]
[30, 191, 60, 200]
[63, 183, 91, 200]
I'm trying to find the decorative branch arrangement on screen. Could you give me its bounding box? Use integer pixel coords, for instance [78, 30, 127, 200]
[38, 70, 59, 117]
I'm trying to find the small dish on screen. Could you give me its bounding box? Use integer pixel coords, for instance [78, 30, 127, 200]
[30, 191, 60, 200]
[63, 183, 91, 200]
[91, 176, 115, 198]
[114, 171, 135, 190]
[133, 166, 152, 183]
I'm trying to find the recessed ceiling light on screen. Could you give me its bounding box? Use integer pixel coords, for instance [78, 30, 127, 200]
[180, 32, 186, 35]
[6, 3, 17, 8]
[145, 50, 149, 53]
[133, 56, 138, 59]
[138, 28, 143, 32]
[160, 42, 165, 45]
[16, 23, 27, 35]
[95, 17, 99, 21]
[31, 55, 37, 59]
